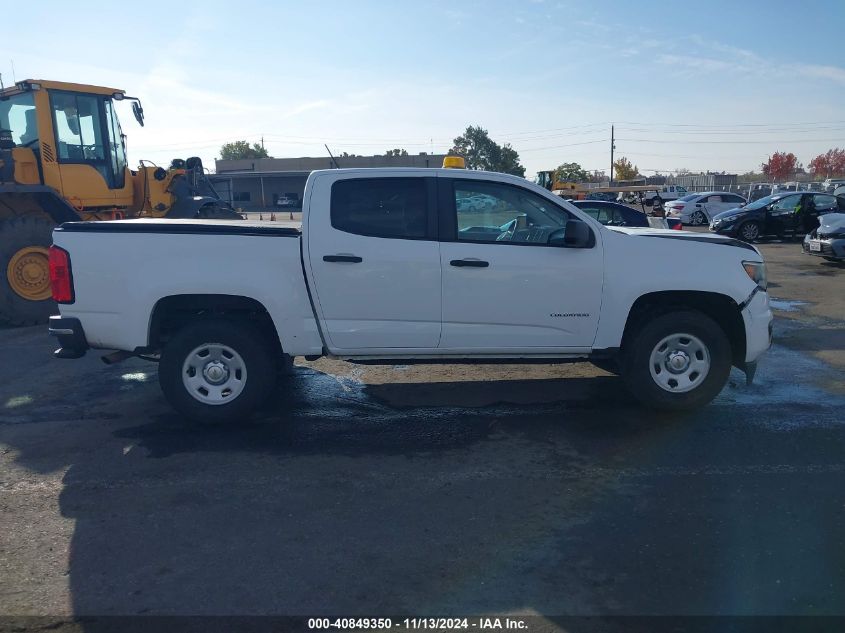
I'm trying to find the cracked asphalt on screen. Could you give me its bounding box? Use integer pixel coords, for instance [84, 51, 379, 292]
[0, 235, 843, 620]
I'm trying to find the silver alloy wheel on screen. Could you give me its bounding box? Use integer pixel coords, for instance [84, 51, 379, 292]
[648, 332, 710, 394]
[691, 210, 706, 226]
[182, 342, 247, 405]
[740, 222, 759, 241]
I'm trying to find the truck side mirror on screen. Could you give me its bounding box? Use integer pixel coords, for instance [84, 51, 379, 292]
[549, 219, 592, 248]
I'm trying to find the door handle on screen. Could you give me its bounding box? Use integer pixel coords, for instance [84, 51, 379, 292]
[450, 259, 489, 268]
[323, 255, 363, 263]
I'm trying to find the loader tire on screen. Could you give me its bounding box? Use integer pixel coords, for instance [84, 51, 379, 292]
[0, 216, 57, 325]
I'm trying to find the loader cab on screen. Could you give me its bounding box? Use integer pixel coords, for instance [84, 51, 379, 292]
[3, 80, 137, 209]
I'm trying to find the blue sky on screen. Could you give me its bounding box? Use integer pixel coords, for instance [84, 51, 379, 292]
[4, 0, 845, 177]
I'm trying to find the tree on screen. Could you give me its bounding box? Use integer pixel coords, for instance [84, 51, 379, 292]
[384, 148, 409, 157]
[738, 171, 766, 183]
[219, 140, 270, 160]
[808, 148, 845, 179]
[554, 162, 589, 183]
[450, 125, 526, 177]
[674, 168, 692, 176]
[761, 152, 801, 181]
[613, 156, 639, 181]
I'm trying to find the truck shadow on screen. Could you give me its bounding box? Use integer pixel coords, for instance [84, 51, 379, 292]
[55, 366, 702, 618]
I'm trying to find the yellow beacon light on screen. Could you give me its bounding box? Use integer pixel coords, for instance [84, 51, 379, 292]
[443, 156, 466, 169]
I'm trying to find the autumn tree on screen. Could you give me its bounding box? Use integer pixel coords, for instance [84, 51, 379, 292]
[554, 162, 589, 182]
[761, 152, 801, 181]
[450, 125, 526, 177]
[613, 157, 639, 181]
[808, 148, 845, 179]
[219, 140, 271, 160]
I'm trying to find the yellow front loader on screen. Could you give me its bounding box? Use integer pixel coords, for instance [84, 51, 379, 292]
[0, 79, 240, 324]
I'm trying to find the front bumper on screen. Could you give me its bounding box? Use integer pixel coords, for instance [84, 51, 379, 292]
[740, 289, 773, 364]
[709, 221, 739, 237]
[802, 236, 845, 259]
[48, 316, 89, 359]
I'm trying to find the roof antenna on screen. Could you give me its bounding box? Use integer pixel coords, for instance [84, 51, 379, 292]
[324, 144, 340, 169]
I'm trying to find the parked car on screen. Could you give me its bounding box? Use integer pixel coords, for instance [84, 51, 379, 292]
[275, 193, 301, 208]
[747, 184, 773, 202]
[710, 192, 845, 241]
[645, 185, 688, 206]
[803, 213, 845, 262]
[664, 192, 748, 226]
[571, 200, 682, 230]
[834, 185, 845, 197]
[571, 200, 649, 227]
[49, 166, 772, 420]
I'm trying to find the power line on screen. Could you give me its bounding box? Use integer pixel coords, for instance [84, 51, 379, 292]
[617, 137, 845, 145]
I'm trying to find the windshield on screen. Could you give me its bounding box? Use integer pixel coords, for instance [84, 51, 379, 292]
[0, 92, 37, 146]
[743, 194, 779, 210]
[676, 194, 699, 202]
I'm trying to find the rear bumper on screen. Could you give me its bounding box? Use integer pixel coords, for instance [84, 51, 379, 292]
[48, 316, 89, 359]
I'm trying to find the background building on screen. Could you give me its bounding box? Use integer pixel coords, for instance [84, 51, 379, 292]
[211, 153, 448, 211]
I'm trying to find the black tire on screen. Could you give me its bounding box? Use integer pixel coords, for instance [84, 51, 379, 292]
[158, 319, 275, 424]
[0, 215, 57, 325]
[738, 220, 761, 242]
[621, 310, 732, 411]
[590, 358, 621, 376]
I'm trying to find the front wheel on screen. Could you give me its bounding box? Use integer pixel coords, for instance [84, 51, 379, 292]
[738, 221, 761, 242]
[621, 311, 731, 411]
[158, 319, 275, 423]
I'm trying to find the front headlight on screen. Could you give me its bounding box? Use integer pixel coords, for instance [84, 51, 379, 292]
[742, 260, 767, 290]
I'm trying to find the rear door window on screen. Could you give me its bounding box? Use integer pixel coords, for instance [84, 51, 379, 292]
[812, 194, 838, 212]
[331, 178, 430, 239]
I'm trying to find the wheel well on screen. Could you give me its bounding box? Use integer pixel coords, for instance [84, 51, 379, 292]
[621, 291, 746, 366]
[149, 294, 283, 354]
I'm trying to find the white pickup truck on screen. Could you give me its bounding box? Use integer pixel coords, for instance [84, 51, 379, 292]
[48, 166, 773, 422]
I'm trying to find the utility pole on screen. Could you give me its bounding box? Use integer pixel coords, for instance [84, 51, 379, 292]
[260, 135, 265, 152]
[609, 125, 615, 185]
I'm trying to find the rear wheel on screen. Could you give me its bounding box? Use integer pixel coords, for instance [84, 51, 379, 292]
[158, 319, 275, 423]
[621, 310, 731, 411]
[0, 216, 57, 325]
[690, 210, 707, 226]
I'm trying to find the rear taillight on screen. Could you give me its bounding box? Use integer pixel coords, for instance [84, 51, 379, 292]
[674, 204, 685, 211]
[49, 246, 74, 303]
